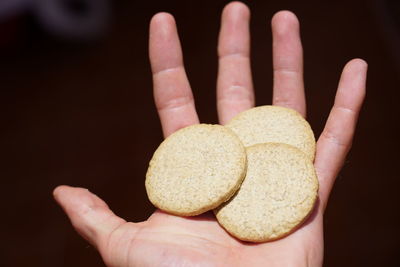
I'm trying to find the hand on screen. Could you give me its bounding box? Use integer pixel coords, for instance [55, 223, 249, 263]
[53, 2, 367, 266]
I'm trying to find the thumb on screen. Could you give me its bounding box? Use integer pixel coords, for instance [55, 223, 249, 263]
[53, 185, 126, 249]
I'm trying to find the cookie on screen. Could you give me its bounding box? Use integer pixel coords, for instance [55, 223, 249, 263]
[215, 143, 318, 242]
[226, 105, 316, 161]
[145, 124, 247, 216]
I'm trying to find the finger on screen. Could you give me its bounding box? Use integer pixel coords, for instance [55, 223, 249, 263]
[271, 11, 306, 117]
[314, 59, 367, 209]
[217, 2, 254, 125]
[149, 13, 199, 137]
[53, 185, 127, 249]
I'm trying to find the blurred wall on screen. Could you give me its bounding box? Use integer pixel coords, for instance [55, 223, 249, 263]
[1, 0, 399, 266]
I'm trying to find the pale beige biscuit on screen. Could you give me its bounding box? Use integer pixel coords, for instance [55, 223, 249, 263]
[146, 124, 247, 216]
[226, 105, 316, 161]
[215, 143, 318, 242]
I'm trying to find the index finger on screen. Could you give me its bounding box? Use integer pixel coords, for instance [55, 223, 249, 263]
[149, 13, 199, 137]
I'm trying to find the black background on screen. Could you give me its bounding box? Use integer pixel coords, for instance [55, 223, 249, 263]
[1, 0, 399, 266]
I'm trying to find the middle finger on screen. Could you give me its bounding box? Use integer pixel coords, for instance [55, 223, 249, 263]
[217, 2, 255, 125]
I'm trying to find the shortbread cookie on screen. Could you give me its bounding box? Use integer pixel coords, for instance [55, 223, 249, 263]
[146, 124, 247, 216]
[226, 105, 316, 161]
[215, 143, 318, 242]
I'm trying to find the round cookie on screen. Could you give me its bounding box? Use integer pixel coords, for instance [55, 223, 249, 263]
[226, 105, 316, 161]
[146, 124, 247, 216]
[215, 143, 318, 242]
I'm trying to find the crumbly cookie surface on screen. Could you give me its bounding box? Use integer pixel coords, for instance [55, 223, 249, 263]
[146, 124, 247, 216]
[215, 143, 318, 242]
[227, 105, 316, 161]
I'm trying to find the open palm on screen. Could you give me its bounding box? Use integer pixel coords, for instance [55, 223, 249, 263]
[54, 2, 367, 266]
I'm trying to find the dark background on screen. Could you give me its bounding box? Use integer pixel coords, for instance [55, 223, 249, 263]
[2, 0, 399, 266]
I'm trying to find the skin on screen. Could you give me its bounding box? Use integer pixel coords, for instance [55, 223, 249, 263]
[53, 2, 368, 266]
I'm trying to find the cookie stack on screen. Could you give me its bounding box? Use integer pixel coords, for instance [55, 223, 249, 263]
[145, 105, 318, 242]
